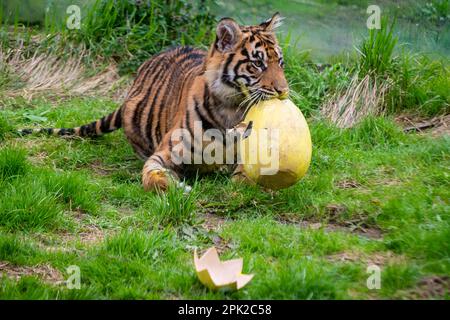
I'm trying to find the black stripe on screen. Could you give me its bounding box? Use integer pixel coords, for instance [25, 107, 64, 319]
[168, 136, 173, 150]
[185, 108, 195, 153]
[194, 100, 214, 131]
[58, 128, 75, 136]
[147, 59, 176, 148]
[241, 48, 250, 59]
[128, 52, 167, 99]
[114, 108, 122, 128]
[80, 121, 97, 137]
[80, 125, 87, 136]
[202, 85, 219, 129]
[153, 53, 202, 145]
[153, 154, 165, 166]
[195, 86, 223, 131]
[128, 60, 152, 99]
[20, 129, 33, 135]
[232, 57, 252, 85]
[133, 56, 169, 128]
[41, 128, 53, 135]
[221, 53, 238, 89]
[138, 56, 172, 148]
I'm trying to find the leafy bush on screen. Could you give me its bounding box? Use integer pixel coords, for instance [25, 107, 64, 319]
[387, 53, 450, 115]
[357, 17, 398, 77]
[71, 0, 216, 73]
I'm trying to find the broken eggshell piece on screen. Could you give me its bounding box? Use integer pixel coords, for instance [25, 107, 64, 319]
[194, 247, 253, 291]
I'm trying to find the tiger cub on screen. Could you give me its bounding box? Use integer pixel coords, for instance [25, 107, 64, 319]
[23, 13, 289, 192]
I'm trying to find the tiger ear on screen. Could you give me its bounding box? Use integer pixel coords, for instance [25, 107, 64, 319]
[260, 12, 283, 31]
[215, 18, 242, 52]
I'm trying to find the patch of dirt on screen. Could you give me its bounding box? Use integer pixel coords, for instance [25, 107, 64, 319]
[325, 204, 383, 239]
[325, 203, 347, 218]
[211, 235, 233, 254]
[0, 261, 64, 285]
[401, 276, 450, 299]
[197, 213, 234, 253]
[396, 114, 450, 137]
[200, 213, 227, 232]
[328, 222, 382, 239]
[75, 225, 106, 244]
[305, 220, 382, 239]
[90, 160, 115, 176]
[28, 151, 48, 165]
[336, 179, 361, 189]
[60, 225, 107, 246]
[372, 177, 402, 187]
[38, 225, 108, 253]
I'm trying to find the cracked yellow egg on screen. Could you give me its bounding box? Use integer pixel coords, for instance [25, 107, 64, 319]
[194, 247, 253, 291]
[239, 98, 312, 190]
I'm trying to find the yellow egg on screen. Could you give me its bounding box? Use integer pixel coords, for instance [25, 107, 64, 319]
[239, 99, 312, 190]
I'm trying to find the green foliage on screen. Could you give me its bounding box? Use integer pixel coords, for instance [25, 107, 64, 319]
[150, 183, 198, 226]
[310, 117, 406, 150]
[357, 18, 398, 77]
[354, 16, 449, 116]
[416, 0, 449, 27]
[70, 0, 216, 73]
[380, 264, 420, 296]
[0, 179, 63, 231]
[40, 170, 100, 214]
[0, 233, 37, 262]
[103, 229, 179, 261]
[387, 53, 450, 115]
[348, 116, 406, 148]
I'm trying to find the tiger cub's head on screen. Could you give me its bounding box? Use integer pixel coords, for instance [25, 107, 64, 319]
[206, 13, 289, 106]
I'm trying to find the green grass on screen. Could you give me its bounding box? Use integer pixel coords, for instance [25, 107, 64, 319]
[0, 178, 64, 232]
[0, 146, 28, 180]
[357, 18, 398, 77]
[0, 0, 448, 300]
[150, 183, 199, 226]
[0, 94, 448, 299]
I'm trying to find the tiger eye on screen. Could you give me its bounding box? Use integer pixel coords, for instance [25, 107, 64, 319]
[253, 60, 264, 68]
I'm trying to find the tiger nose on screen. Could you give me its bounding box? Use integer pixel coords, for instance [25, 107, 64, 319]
[272, 79, 289, 99]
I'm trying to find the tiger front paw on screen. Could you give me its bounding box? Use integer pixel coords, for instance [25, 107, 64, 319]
[142, 168, 191, 193]
[142, 169, 173, 192]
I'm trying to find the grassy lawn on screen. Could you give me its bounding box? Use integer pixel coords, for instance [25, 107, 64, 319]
[0, 95, 448, 299]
